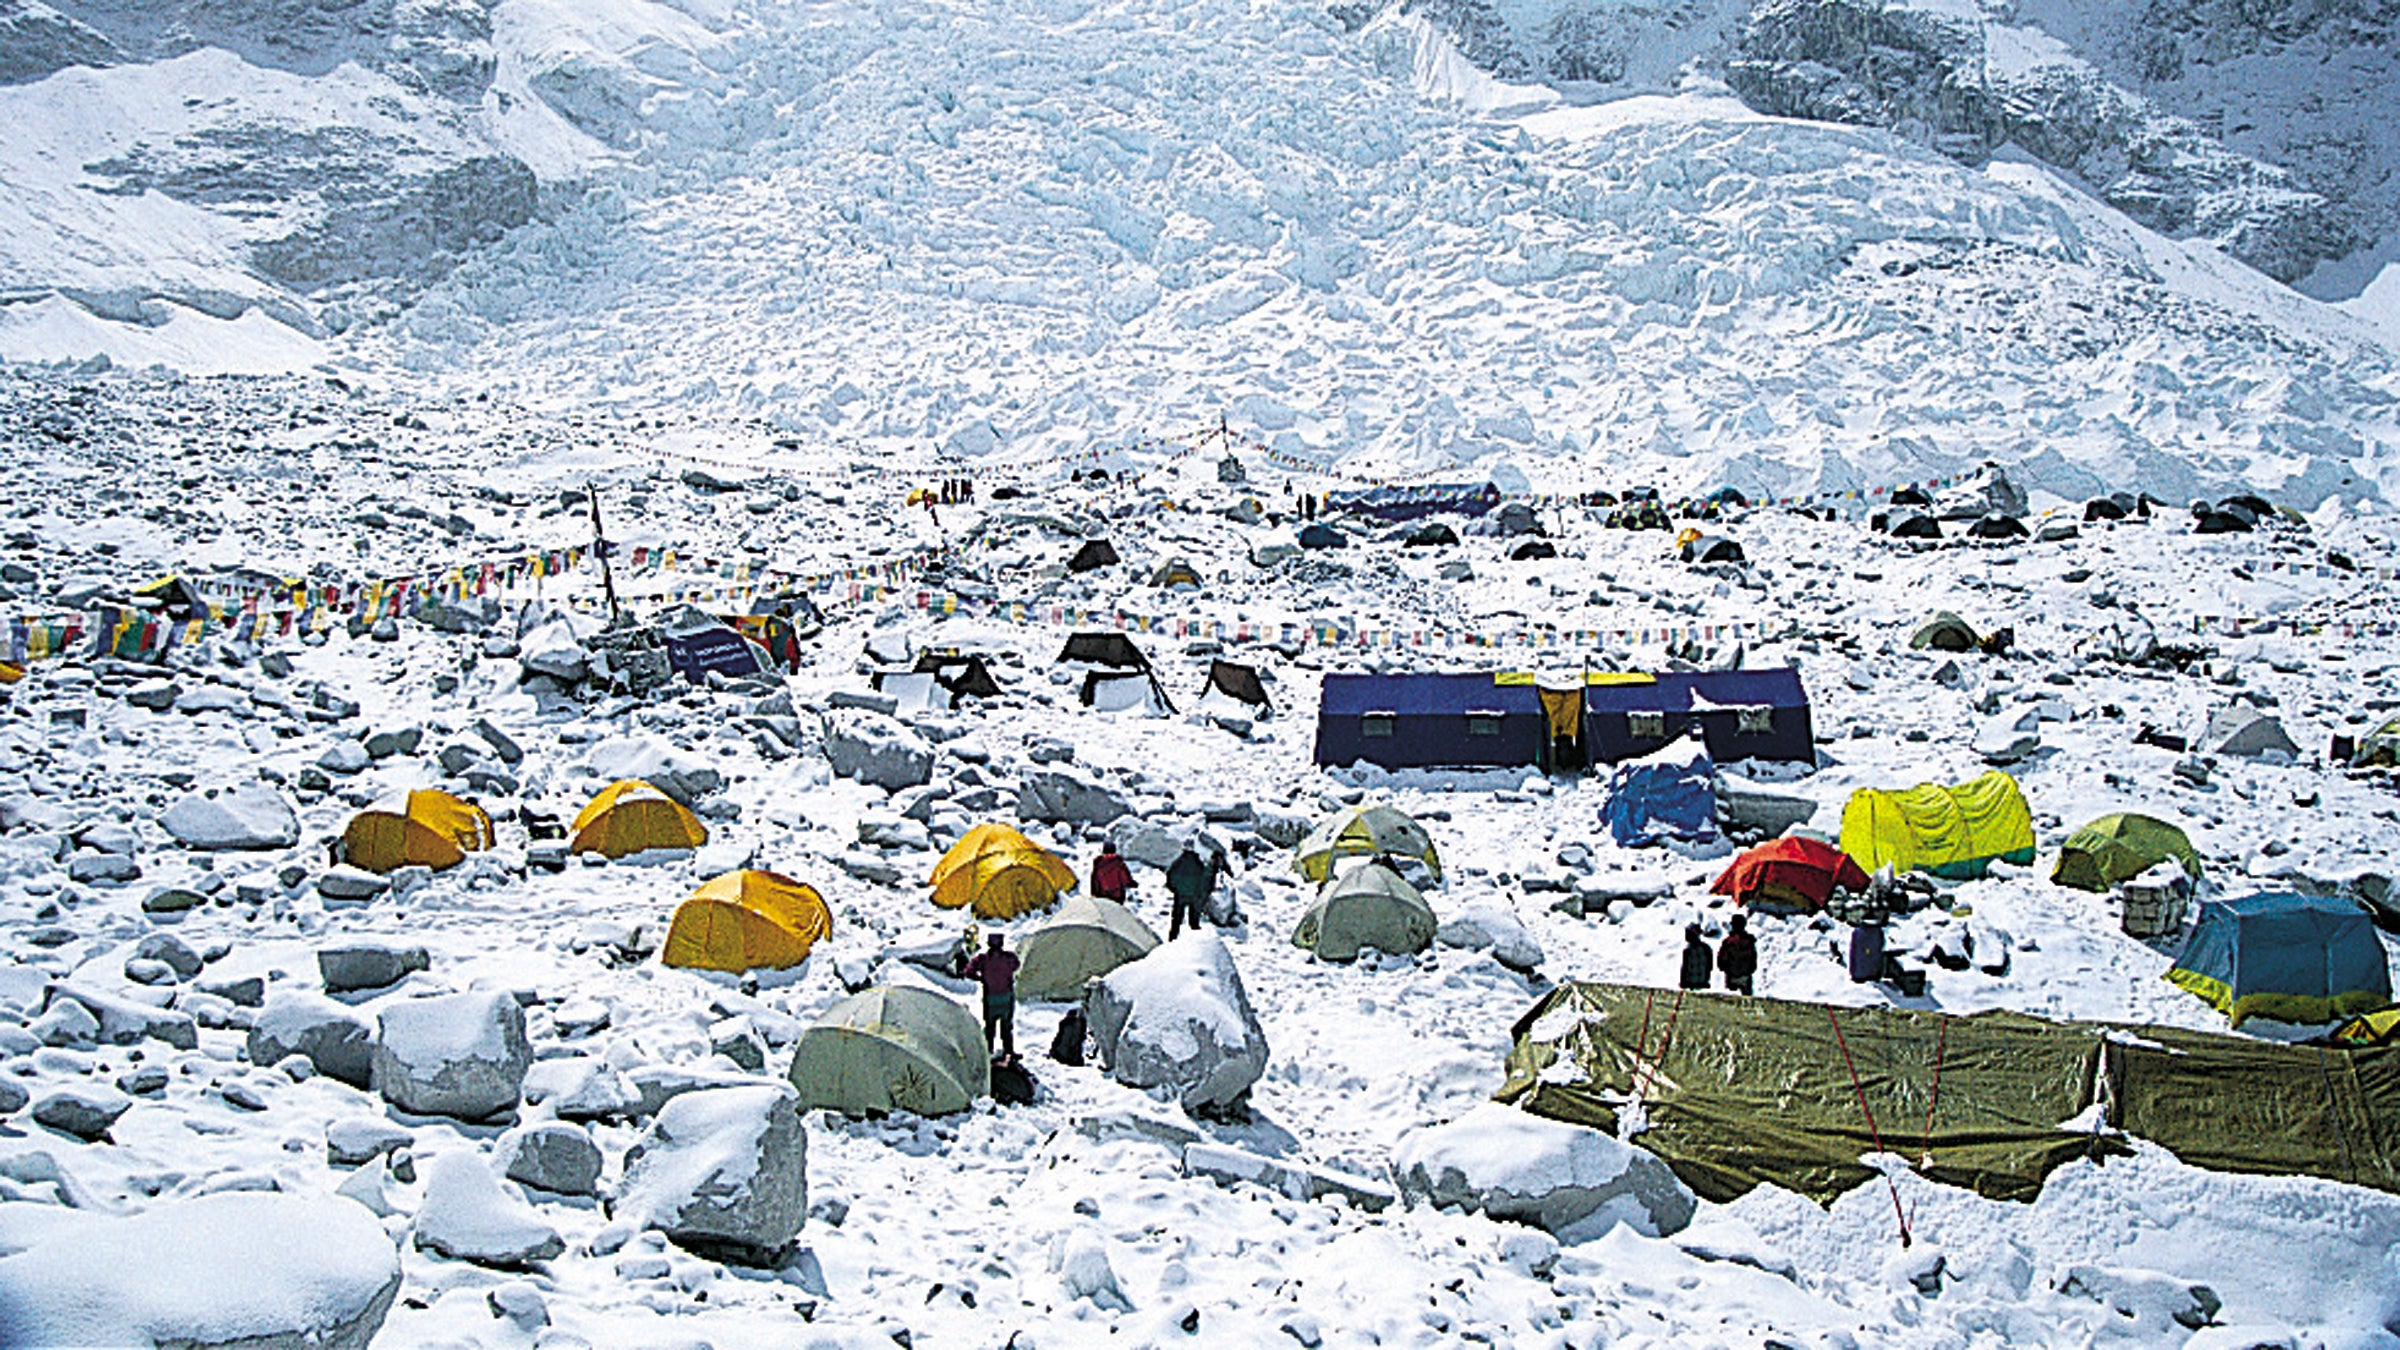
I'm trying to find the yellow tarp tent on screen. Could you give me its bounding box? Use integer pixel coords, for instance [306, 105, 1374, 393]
[1839, 769, 2034, 880]
[663, 869, 832, 973]
[570, 779, 708, 858]
[0, 662, 22, 685]
[1294, 805, 1442, 884]
[928, 823, 1075, 920]
[342, 789, 495, 873]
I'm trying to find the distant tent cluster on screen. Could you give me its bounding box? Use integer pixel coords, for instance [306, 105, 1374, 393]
[1313, 669, 1813, 775]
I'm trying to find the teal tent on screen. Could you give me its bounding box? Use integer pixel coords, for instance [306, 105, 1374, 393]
[2165, 893, 2393, 1027]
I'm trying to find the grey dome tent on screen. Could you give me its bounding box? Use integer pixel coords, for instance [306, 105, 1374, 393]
[914, 649, 1002, 700]
[1150, 558, 1203, 589]
[1067, 539, 1120, 573]
[1909, 611, 1979, 652]
[2085, 497, 2128, 522]
[1015, 895, 1160, 1000]
[2202, 702, 2300, 760]
[1294, 859, 1437, 962]
[1060, 631, 1174, 714]
[786, 985, 990, 1117]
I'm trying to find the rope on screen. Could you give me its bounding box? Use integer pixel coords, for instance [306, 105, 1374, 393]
[1825, 1006, 1912, 1248]
[1632, 988, 1658, 1093]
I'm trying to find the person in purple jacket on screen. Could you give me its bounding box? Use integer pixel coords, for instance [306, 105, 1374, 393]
[963, 932, 1021, 1064]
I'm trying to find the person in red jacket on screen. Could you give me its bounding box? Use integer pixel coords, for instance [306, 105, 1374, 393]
[1717, 913, 1758, 995]
[1090, 842, 1134, 905]
[963, 933, 1020, 1063]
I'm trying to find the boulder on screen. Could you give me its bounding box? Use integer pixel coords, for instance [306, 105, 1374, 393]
[31, 1085, 132, 1140]
[361, 726, 422, 760]
[1392, 1103, 1696, 1240]
[0, 1193, 400, 1348]
[317, 741, 371, 776]
[372, 991, 532, 1120]
[68, 852, 140, 884]
[141, 886, 208, 916]
[583, 734, 723, 804]
[495, 1121, 603, 1197]
[616, 1084, 808, 1263]
[318, 942, 430, 993]
[249, 992, 376, 1088]
[522, 1057, 642, 1121]
[160, 784, 299, 851]
[1434, 907, 1544, 972]
[1085, 932, 1269, 1113]
[48, 982, 197, 1050]
[822, 712, 936, 791]
[131, 933, 203, 981]
[1974, 711, 2042, 765]
[412, 1150, 564, 1268]
[326, 1117, 414, 1167]
[317, 867, 391, 905]
[1017, 766, 1132, 826]
[516, 620, 589, 682]
[124, 679, 181, 711]
[1180, 1142, 1394, 1211]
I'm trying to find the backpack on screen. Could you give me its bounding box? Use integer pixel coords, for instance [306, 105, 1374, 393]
[1049, 1007, 1088, 1067]
[991, 1060, 1037, 1106]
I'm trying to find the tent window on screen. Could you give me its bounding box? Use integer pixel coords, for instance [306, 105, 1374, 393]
[1629, 710, 1667, 738]
[1362, 712, 1395, 739]
[1737, 706, 1774, 735]
[1466, 711, 1505, 737]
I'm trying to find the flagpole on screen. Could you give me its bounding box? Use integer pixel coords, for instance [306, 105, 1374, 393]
[587, 482, 622, 624]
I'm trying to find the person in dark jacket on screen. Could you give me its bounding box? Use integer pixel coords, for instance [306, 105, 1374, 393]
[1091, 842, 1134, 905]
[1164, 846, 1219, 940]
[1717, 913, 1758, 995]
[963, 933, 1020, 1062]
[1679, 923, 1714, 991]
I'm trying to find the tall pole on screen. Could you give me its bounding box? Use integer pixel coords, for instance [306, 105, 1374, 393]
[587, 481, 622, 624]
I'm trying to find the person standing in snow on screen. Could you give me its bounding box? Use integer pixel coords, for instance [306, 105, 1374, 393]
[1718, 913, 1758, 995]
[1679, 922, 1714, 991]
[1090, 842, 1134, 905]
[964, 932, 1020, 1063]
[1165, 845, 1219, 940]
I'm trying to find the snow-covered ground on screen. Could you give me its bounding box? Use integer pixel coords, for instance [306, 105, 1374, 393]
[2, 362, 2399, 1346]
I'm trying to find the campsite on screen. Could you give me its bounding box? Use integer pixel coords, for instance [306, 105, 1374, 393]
[2, 374, 2398, 1349]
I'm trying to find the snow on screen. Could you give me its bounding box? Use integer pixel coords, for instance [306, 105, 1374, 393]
[0, 296, 328, 377]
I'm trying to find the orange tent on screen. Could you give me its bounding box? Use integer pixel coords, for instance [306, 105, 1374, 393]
[928, 824, 1075, 920]
[342, 789, 495, 873]
[663, 870, 832, 972]
[571, 780, 708, 858]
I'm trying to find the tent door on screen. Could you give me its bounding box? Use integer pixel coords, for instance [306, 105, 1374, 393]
[1539, 686, 1586, 773]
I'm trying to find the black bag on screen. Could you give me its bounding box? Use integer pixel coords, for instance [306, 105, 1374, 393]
[1049, 1008, 1088, 1066]
[991, 1060, 1036, 1106]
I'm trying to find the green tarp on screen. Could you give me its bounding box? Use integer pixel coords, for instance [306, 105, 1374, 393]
[1497, 982, 2400, 1206]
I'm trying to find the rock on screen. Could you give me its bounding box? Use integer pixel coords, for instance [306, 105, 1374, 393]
[826, 689, 899, 715]
[326, 1117, 414, 1167]
[617, 1084, 808, 1264]
[124, 679, 180, 711]
[1434, 907, 1544, 971]
[822, 711, 936, 791]
[141, 886, 208, 916]
[435, 739, 486, 775]
[1974, 711, 2042, 765]
[1018, 766, 1133, 826]
[250, 992, 377, 1088]
[472, 718, 524, 765]
[132, 932, 203, 980]
[1180, 1142, 1394, 1211]
[1050, 1224, 1133, 1311]
[68, 852, 140, 884]
[524, 1057, 643, 1120]
[196, 974, 266, 1007]
[412, 1150, 564, 1268]
[1252, 810, 1311, 848]
[0, 1193, 400, 1348]
[1085, 932, 1269, 1113]
[1713, 776, 1819, 837]
[625, 1063, 765, 1120]
[709, 1016, 768, 1072]
[123, 958, 176, 986]
[416, 598, 493, 635]
[362, 725, 422, 759]
[495, 1121, 603, 1196]
[29, 1000, 99, 1048]
[583, 734, 724, 804]
[48, 982, 198, 1050]
[1025, 735, 1076, 765]
[0, 1077, 28, 1114]
[318, 741, 372, 776]
[318, 942, 430, 993]
[516, 620, 589, 682]
[32, 1084, 132, 1140]
[1392, 1103, 1697, 1240]
[173, 685, 250, 717]
[160, 784, 300, 851]
[372, 990, 532, 1120]
[317, 867, 391, 905]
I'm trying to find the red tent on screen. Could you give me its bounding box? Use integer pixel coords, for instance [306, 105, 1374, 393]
[1712, 837, 1870, 911]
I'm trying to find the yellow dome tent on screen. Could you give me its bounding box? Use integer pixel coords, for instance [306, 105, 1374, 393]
[928, 823, 1075, 920]
[342, 789, 495, 873]
[1294, 805, 1443, 885]
[1839, 770, 2034, 880]
[570, 779, 709, 859]
[0, 661, 23, 685]
[663, 869, 832, 973]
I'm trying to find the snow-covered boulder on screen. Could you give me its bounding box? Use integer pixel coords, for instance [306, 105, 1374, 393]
[516, 620, 589, 682]
[159, 784, 299, 851]
[523, 1056, 643, 1121]
[372, 990, 531, 1120]
[1973, 710, 2042, 765]
[1435, 907, 1544, 972]
[316, 866, 392, 904]
[318, 942, 430, 993]
[31, 1085, 131, 1140]
[584, 734, 723, 804]
[1085, 931, 1269, 1113]
[412, 1150, 565, 1268]
[616, 1084, 807, 1263]
[496, 1121, 603, 1197]
[1017, 765, 1132, 826]
[1392, 1103, 1696, 1241]
[0, 1193, 400, 1349]
[249, 992, 376, 1088]
[822, 711, 935, 791]
[48, 981, 197, 1050]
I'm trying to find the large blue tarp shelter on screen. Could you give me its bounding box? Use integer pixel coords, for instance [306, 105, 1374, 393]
[1314, 672, 1544, 770]
[1314, 668, 1816, 772]
[1326, 482, 1504, 523]
[1584, 669, 1814, 766]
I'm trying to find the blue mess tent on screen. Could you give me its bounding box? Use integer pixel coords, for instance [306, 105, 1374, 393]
[1315, 669, 1815, 772]
[1314, 673, 1544, 770]
[1326, 482, 1504, 523]
[2166, 892, 2393, 1027]
[1584, 669, 1813, 766]
[1602, 740, 1718, 847]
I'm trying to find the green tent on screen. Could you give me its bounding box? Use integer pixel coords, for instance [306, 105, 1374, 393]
[787, 986, 989, 1117]
[1294, 859, 1437, 962]
[2355, 713, 2400, 768]
[1909, 611, 1979, 652]
[1015, 895, 1160, 1001]
[1294, 805, 1442, 884]
[2052, 813, 2203, 892]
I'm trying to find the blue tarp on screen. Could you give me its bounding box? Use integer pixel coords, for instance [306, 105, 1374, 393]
[1326, 482, 1504, 523]
[1603, 740, 1718, 847]
[1314, 673, 1544, 770]
[1584, 669, 1814, 766]
[664, 624, 765, 684]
